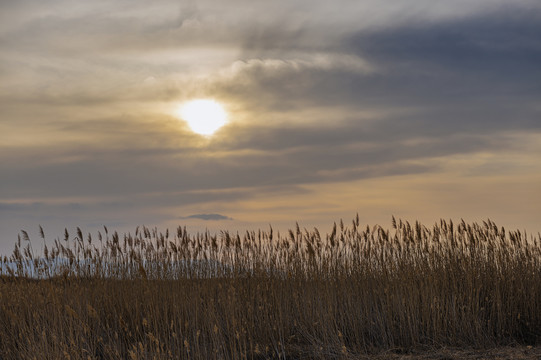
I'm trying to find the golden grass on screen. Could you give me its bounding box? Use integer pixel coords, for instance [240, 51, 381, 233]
[1, 217, 540, 359]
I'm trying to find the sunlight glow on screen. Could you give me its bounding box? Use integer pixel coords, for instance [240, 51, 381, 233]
[178, 99, 228, 136]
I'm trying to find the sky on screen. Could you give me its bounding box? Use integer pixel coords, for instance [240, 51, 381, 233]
[1, 0, 540, 253]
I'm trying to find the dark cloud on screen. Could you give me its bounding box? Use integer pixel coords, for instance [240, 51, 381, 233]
[181, 214, 233, 221]
[346, 12, 541, 101]
[213, 9, 539, 114]
[350, 12, 541, 68]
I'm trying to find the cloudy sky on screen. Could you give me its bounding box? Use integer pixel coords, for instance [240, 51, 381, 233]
[1, 0, 540, 252]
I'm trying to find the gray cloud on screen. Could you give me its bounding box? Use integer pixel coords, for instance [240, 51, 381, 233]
[181, 214, 233, 221]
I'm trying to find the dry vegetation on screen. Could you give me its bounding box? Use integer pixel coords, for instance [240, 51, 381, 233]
[1, 217, 540, 359]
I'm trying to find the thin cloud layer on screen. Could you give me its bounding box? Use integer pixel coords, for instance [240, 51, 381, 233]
[1, 0, 540, 252]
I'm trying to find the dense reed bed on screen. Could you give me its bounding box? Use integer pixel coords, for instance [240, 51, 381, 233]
[1, 217, 540, 359]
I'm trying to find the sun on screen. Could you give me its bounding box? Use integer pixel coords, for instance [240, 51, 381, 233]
[177, 99, 228, 136]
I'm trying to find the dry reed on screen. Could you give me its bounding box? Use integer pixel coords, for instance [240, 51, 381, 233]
[0, 217, 540, 359]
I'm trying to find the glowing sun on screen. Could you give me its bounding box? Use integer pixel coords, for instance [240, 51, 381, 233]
[177, 99, 228, 136]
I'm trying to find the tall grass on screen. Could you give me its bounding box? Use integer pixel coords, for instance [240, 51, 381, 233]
[1, 217, 540, 359]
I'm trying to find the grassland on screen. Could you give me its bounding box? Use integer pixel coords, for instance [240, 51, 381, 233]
[1, 217, 540, 359]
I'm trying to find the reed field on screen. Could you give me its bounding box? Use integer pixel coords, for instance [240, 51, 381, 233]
[1, 217, 540, 359]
